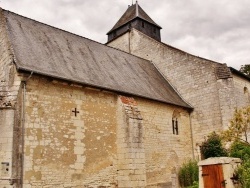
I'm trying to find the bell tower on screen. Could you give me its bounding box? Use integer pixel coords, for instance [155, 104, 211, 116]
[107, 1, 162, 42]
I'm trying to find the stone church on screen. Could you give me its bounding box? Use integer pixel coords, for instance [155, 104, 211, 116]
[0, 2, 249, 188]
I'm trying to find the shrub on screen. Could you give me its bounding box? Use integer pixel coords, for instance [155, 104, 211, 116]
[230, 141, 250, 187]
[235, 159, 250, 188]
[230, 141, 250, 161]
[178, 160, 198, 188]
[200, 132, 228, 159]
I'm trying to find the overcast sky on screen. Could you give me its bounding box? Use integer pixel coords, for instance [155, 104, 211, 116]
[1, 0, 249, 70]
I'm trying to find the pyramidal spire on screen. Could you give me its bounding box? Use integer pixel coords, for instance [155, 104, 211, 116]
[136, 1, 139, 17]
[107, 2, 162, 42]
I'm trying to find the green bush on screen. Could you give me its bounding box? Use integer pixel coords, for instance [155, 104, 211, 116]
[230, 141, 250, 187]
[235, 159, 250, 188]
[230, 141, 250, 161]
[187, 181, 198, 188]
[178, 160, 198, 188]
[200, 132, 228, 159]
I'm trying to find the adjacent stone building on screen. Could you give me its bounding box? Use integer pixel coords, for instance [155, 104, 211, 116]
[107, 2, 250, 158]
[0, 2, 249, 188]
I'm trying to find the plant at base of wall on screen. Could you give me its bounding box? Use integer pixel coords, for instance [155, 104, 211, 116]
[178, 160, 198, 188]
[230, 141, 250, 187]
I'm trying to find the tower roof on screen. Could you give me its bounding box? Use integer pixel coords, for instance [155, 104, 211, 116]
[107, 2, 161, 34]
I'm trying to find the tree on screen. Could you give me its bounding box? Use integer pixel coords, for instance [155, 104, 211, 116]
[222, 106, 250, 144]
[200, 132, 228, 159]
[240, 64, 250, 77]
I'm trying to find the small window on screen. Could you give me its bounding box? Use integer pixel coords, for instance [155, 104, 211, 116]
[244, 86, 248, 94]
[142, 21, 144, 28]
[172, 110, 180, 135]
[172, 118, 179, 135]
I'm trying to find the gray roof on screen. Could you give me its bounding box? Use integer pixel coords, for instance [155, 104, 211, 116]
[107, 3, 161, 34]
[2, 9, 191, 108]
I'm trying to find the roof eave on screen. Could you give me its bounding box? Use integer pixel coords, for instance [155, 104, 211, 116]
[230, 67, 250, 81]
[17, 67, 193, 110]
[107, 17, 162, 35]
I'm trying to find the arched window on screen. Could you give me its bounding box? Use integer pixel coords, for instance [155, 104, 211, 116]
[244, 86, 248, 94]
[172, 118, 178, 135]
[172, 110, 180, 135]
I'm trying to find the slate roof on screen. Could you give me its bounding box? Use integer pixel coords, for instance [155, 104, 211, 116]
[2, 9, 191, 109]
[107, 3, 161, 34]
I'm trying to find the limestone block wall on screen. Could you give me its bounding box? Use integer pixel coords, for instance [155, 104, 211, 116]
[0, 109, 14, 186]
[108, 33, 130, 53]
[137, 99, 192, 187]
[232, 74, 250, 108]
[108, 29, 237, 156]
[116, 96, 146, 187]
[22, 76, 118, 187]
[16, 74, 193, 187]
[0, 8, 19, 108]
[0, 8, 23, 187]
[216, 78, 237, 130]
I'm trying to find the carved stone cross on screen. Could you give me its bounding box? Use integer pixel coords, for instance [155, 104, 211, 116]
[72, 108, 79, 117]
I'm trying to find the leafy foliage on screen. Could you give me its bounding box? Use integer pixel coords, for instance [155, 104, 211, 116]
[200, 132, 228, 159]
[230, 141, 250, 161]
[229, 141, 250, 187]
[223, 106, 250, 187]
[235, 159, 250, 188]
[187, 181, 198, 188]
[178, 160, 199, 188]
[222, 106, 250, 144]
[240, 64, 250, 77]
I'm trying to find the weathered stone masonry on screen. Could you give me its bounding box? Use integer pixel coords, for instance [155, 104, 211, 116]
[108, 29, 247, 159]
[0, 8, 23, 187]
[0, 71, 194, 187]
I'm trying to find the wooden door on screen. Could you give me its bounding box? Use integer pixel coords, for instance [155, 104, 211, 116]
[202, 164, 225, 188]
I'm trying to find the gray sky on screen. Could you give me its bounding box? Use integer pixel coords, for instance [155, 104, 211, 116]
[1, 0, 249, 70]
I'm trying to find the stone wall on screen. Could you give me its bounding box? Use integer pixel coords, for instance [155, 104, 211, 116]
[0, 109, 14, 187]
[16, 75, 193, 187]
[22, 76, 118, 187]
[138, 99, 192, 187]
[0, 8, 19, 108]
[108, 29, 239, 158]
[232, 74, 250, 108]
[0, 8, 22, 187]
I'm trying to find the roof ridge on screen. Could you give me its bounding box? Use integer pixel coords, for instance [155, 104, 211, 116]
[2, 8, 152, 64]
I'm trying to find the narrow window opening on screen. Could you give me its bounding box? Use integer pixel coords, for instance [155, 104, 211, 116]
[244, 86, 248, 94]
[172, 118, 179, 135]
[172, 110, 180, 135]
